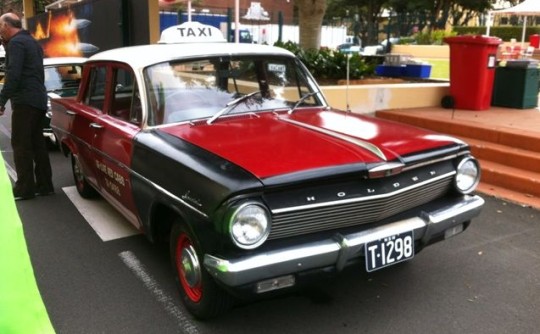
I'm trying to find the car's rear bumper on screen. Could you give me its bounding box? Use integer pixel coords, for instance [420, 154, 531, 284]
[204, 194, 484, 287]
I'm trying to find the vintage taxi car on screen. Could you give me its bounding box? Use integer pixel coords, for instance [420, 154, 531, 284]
[51, 22, 484, 319]
[43, 57, 86, 147]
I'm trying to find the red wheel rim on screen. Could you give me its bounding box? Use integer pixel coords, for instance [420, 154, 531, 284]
[175, 233, 203, 302]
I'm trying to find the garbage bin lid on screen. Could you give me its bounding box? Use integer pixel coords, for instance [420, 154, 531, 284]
[444, 35, 502, 46]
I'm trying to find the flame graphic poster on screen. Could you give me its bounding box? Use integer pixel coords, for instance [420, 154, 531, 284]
[26, 0, 149, 58]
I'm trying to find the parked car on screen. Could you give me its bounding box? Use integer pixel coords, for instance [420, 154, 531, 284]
[363, 37, 401, 55]
[51, 22, 484, 319]
[336, 42, 362, 54]
[229, 28, 253, 43]
[43, 57, 86, 147]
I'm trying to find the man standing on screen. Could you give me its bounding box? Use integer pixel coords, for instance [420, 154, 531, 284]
[0, 13, 53, 200]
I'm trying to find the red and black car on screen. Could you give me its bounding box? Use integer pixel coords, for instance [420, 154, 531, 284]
[51, 22, 484, 319]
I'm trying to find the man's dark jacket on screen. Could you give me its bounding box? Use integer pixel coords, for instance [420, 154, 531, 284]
[0, 29, 47, 111]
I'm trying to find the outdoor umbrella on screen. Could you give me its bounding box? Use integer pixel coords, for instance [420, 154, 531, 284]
[242, 2, 270, 43]
[486, 0, 540, 46]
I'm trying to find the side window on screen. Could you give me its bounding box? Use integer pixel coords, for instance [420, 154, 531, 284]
[84, 66, 107, 110]
[110, 67, 138, 123]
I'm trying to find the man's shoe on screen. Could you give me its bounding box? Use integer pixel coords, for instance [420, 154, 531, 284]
[36, 190, 55, 196]
[13, 188, 36, 201]
[14, 193, 36, 201]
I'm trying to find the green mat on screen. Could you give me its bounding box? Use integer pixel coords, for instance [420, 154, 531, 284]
[0, 155, 55, 333]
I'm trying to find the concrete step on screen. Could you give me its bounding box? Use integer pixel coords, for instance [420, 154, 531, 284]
[376, 110, 540, 152]
[460, 137, 540, 174]
[476, 182, 540, 209]
[479, 160, 540, 198]
[463, 138, 540, 208]
[375, 109, 540, 209]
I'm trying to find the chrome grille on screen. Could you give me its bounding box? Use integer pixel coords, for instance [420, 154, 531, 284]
[268, 174, 454, 240]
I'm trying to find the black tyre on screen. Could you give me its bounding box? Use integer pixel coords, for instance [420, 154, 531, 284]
[71, 153, 98, 198]
[170, 221, 234, 319]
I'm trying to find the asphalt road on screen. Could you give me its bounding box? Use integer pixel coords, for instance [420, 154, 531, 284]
[1, 106, 539, 334]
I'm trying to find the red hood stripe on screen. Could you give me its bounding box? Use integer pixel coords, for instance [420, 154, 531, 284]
[160, 110, 457, 179]
[278, 116, 389, 161]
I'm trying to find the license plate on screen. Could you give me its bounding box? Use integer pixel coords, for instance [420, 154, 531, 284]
[365, 231, 414, 272]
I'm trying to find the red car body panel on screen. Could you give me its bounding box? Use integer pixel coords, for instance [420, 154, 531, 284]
[52, 89, 141, 227]
[90, 114, 140, 223]
[288, 109, 459, 155]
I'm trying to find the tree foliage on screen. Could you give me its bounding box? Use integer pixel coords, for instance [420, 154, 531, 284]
[323, 0, 504, 46]
[0, 0, 21, 14]
[324, 0, 387, 45]
[275, 40, 375, 81]
[0, 0, 61, 15]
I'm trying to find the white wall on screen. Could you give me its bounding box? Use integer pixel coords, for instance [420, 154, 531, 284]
[223, 23, 348, 48]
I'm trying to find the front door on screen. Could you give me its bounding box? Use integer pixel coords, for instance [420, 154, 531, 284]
[89, 64, 142, 228]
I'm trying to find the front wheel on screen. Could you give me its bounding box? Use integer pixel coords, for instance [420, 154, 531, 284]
[170, 221, 234, 319]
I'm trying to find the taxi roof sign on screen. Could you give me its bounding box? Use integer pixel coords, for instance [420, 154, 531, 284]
[159, 21, 226, 44]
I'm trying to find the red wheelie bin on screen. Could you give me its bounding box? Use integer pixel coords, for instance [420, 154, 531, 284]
[444, 35, 502, 110]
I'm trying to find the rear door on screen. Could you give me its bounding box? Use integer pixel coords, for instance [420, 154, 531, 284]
[60, 64, 108, 191]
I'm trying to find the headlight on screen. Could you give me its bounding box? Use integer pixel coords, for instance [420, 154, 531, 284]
[454, 157, 480, 194]
[229, 202, 270, 249]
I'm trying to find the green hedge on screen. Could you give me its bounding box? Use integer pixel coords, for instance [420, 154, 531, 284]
[414, 30, 457, 45]
[274, 41, 377, 81]
[453, 26, 540, 42]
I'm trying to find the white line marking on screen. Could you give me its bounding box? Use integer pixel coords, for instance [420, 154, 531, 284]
[3, 159, 16, 181]
[0, 123, 15, 180]
[0, 122, 10, 137]
[63, 186, 140, 241]
[119, 251, 200, 334]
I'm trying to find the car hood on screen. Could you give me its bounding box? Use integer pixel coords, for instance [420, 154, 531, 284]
[158, 108, 463, 181]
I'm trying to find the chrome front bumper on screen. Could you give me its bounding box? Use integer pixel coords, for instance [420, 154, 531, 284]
[204, 195, 484, 287]
[43, 130, 56, 145]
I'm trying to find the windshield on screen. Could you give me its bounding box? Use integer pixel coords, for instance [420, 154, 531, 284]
[144, 55, 322, 126]
[44, 64, 83, 97]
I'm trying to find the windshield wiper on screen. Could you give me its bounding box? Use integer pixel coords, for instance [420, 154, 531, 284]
[207, 90, 260, 125]
[288, 91, 319, 114]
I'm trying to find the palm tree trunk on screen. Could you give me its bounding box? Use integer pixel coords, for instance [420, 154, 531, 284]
[296, 0, 327, 50]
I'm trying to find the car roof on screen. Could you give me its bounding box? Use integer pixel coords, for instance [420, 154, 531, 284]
[44, 57, 88, 66]
[87, 42, 295, 70]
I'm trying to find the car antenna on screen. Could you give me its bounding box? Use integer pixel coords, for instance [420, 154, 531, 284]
[346, 53, 351, 112]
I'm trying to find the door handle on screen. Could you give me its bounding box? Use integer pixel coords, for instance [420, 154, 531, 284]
[89, 123, 104, 129]
[66, 110, 76, 116]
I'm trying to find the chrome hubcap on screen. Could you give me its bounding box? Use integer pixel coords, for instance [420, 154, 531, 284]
[181, 245, 201, 288]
